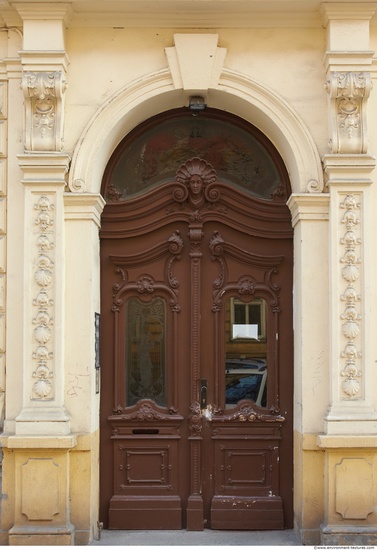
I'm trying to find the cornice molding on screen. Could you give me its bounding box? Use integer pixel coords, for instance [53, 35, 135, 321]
[323, 51, 375, 73]
[2, 1, 377, 29]
[19, 51, 69, 72]
[323, 153, 376, 185]
[13, 2, 72, 24]
[287, 193, 330, 228]
[321, 3, 377, 27]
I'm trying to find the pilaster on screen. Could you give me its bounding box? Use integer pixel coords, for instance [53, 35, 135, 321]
[287, 194, 329, 545]
[287, 193, 331, 435]
[320, 4, 377, 545]
[3, 5, 76, 544]
[16, 153, 71, 436]
[12, 0, 71, 436]
[323, 154, 377, 434]
[64, 193, 105, 434]
[0, 72, 8, 432]
[321, 2, 377, 435]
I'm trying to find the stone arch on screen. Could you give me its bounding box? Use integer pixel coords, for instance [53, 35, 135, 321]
[69, 68, 323, 196]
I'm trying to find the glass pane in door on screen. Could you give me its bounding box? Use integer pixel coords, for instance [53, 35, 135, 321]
[126, 297, 166, 406]
[224, 297, 267, 407]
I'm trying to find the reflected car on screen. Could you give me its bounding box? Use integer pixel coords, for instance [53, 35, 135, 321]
[225, 358, 267, 407]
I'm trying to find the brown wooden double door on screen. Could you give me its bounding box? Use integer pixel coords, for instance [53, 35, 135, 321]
[100, 157, 293, 530]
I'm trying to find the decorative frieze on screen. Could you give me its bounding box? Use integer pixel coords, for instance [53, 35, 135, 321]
[31, 194, 55, 400]
[339, 194, 362, 399]
[326, 72, 371, 154]
[22, 71, 67, 151]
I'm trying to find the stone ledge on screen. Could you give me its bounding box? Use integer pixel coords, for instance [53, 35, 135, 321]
[317, 434, 377, 449]
[0, 432, 98, 450]
[1, 434, 77, 449]
[298, 432, 377, 450]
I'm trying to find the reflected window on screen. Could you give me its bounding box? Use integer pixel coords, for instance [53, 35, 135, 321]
[126, 297, 166, 406]
[225, 297, 267, 408]
[232, 298, 266, 340]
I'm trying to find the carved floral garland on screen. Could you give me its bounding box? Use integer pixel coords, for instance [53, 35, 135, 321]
[32, 195, 55, 399]
[339, 194, 362, 397]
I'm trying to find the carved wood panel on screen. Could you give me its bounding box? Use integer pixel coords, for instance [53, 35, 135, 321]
[100, 153, 293, 531]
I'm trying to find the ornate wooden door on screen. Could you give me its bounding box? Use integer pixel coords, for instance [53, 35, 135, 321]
[100, 111, 293, 531]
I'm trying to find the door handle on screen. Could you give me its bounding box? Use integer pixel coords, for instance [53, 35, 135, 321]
[200, 379, 207, 409]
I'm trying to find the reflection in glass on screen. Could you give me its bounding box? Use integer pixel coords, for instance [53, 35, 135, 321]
[126, 297, 166, 406]
[106, 115, 284, 201]
[225, 298, 267, 408]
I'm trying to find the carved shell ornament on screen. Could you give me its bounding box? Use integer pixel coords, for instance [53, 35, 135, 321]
[342, 320, 360, 339]
[34, 379, 52, 398]
[342, 377, 360, 396]
[35, 268, 53, 287]
[174, 158, 218, 209]
[34, 325, 52, 344]
[32, 365, 53, 398]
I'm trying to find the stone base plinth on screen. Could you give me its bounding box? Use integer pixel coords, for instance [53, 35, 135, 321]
[321, 525, 377, 546]
[9, 525, 74, 546]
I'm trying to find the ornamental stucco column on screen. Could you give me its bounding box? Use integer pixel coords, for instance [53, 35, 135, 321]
[4, 3, 77, 544]
[319, 4, 377, 545]
[321, 2, 377, 434]
[13, 2, 70, 435]
[15, 153, 71, 435]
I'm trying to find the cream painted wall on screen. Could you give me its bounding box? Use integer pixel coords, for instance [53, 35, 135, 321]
[64, 27, 328, 159]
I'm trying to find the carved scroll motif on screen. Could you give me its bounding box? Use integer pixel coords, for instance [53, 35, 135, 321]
[326, 72, 372, 154]
[32, 195, 55, 399]
[212, 401, 285, 423]
[22, 71, 67, 151]
[339, 194, 362, 398]
[111, 230, 183, 313]
[209, 230, 282, 313]
[111, 399, 182, 421]
[111, 232, 183, 413]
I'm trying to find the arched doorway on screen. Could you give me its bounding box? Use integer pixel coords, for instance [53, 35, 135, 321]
[99, 108, 293, 530]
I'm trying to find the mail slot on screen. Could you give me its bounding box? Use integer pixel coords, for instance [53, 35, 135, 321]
[132, 428, 159, 435]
